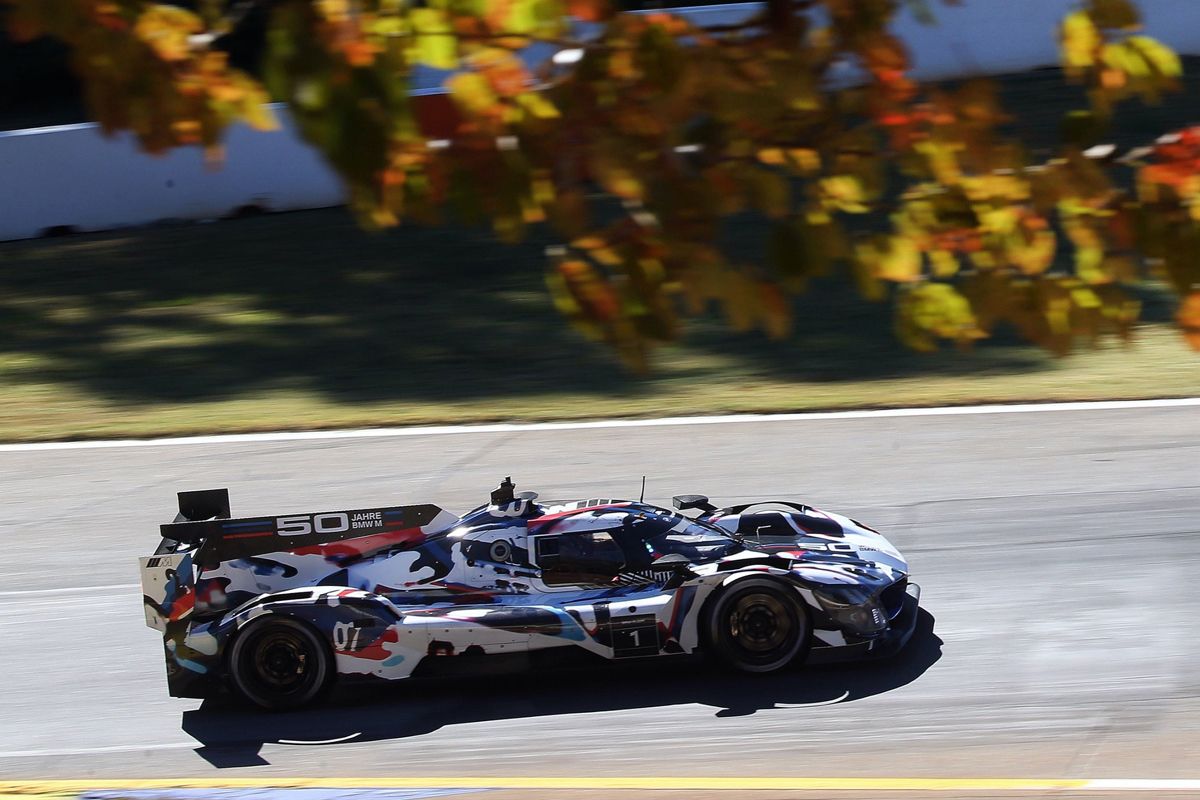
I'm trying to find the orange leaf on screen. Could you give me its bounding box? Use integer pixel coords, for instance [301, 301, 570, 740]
[472, 50, 531, 97]
[1178, 291, 1200, 336]
[568, 0, 612, 22]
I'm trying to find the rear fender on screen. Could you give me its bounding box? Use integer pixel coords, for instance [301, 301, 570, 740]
[223, 587, 426, 681]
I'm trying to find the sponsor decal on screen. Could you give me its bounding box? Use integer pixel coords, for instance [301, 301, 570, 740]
[351, 511, 384, 529]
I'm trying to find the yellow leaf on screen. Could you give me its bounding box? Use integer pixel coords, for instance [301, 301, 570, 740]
[788, 148, 821, 174]
[532, 175, 555, 206]
[411, 8, 458, 70]
[894, 284, 984, 352]
[969, 250, 997, 269]
[757, 148, 786, 166]
[515, 92, 560, 119]
[571, 235, 606, 250]
[521, 195, 545, 224]
[446, 72, 496, 115]
[1071, 287, 1102, 309]
[599, 166, 642, 200]
[1076, 244, 1107, 282]
[876, 237, 922, 282]
[591, 246, 623, 266]
[820, 175, 868, 213]
[1102, 41, 1144, 77]
[930, 250, 958, 278]
[1010, 229, 1057, 275]
[978, 206, 1020, 235]
[914, 140, 964, 185]
[1126, 36, 1182, 78]
[135, 5, 203, 62]
[1062, 12, 1101, 71]
[242, 95, 278, 131]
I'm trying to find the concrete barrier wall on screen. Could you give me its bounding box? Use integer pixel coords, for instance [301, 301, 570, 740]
[1, 113, 345, 241]
[3, 0, 1200, 242]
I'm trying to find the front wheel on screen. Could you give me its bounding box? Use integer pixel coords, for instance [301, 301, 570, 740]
[705, 578, 809, 673]
[228, 616, 334, 711]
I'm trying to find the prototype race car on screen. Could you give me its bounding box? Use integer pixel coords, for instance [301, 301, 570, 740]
[140, 478, 920, 710]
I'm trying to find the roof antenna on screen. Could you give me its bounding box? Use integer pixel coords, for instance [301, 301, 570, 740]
[639, 475, 646, 503]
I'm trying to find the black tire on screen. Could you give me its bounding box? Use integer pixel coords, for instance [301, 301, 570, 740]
[228, 616, 334, 711]
[704, 578, 809, 673]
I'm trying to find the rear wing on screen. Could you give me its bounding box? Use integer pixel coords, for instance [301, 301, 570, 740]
[141, 489, 459, 629]
[157, 488, 458, 566]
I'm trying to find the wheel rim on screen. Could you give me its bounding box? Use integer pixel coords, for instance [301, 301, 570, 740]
[250, 629, 313, 695]
[728, 592, 792, 654]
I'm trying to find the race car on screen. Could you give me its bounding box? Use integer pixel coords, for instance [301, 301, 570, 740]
[140, 478, 920, 710]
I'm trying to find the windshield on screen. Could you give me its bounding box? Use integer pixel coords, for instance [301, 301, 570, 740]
[625, 510, 742, 563]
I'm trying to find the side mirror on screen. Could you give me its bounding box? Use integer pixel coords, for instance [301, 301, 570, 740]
[672, 494, 716, 512]
[651, 553, 691, 570]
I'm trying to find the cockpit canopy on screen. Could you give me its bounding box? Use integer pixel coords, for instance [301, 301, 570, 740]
[458, 497, 742, 586]
[529, 506, 741, 585]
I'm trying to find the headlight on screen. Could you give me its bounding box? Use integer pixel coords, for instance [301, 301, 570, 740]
[814, 584, 887, 634]
[813, 584, 874, 609]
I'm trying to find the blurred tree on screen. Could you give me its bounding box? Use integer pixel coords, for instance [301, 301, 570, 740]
[3, 0, 1197, 368]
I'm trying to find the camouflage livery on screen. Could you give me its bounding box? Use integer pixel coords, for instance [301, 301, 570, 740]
[140, 480, 920, 709]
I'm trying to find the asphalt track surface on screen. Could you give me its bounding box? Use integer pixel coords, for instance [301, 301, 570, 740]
[2, 404, 1199, 794]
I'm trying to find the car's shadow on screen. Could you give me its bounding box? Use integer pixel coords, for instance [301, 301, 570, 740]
[182, 610, 942, 767]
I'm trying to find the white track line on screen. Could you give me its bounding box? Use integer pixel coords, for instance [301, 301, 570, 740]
[0, 583, 139, 597]
[0, 742, 197, 759]
[1, 398, 1198, 453]
[1087, 780, 1200, 791]
[2, 776, 1199, 791]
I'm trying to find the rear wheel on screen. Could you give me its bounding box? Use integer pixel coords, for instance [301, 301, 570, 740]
[705, 578, 808, 672]
[228, 617, 333, 711]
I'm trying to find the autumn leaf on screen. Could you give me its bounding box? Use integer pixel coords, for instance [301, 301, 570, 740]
[568, 0, 613, 23]
[135, 5, 203, 63]
[895, 284, 985, 351]
[446, 72, 497, 116]
[860, 236, 923, 283]
[1125, 36, 1182, 78]
[1061, 12, 1101, 72]
[411, 8, 458, 70]
[470, 48, 531, 97]
[1179, 292, 1200, 351]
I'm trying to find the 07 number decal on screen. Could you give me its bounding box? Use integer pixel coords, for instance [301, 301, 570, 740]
[275, 513, 350, 536]
[332, 621, 362, 651]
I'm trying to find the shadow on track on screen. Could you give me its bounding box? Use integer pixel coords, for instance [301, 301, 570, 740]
[181, 610, 941, 768]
